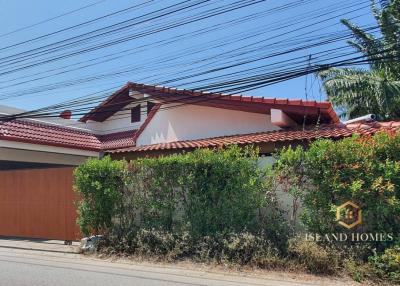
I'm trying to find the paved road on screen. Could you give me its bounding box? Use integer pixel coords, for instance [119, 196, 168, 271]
[0, 239, 355, 286]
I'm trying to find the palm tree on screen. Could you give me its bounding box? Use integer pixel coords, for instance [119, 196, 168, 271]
[319, 0, 400, 120]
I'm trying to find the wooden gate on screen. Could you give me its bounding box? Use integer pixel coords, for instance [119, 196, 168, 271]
[0, 167, 80, 241]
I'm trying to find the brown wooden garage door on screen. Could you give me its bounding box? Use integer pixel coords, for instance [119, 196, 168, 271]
[0, 167, 80, 241]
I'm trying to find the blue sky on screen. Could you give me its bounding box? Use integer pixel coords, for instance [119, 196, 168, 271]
[0, 0, 375, 112]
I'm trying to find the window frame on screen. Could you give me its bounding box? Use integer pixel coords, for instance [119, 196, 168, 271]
[131, 104, 141, 123]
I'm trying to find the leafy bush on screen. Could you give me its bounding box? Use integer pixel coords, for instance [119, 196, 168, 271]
[369, 244, 400, 283]
[74, 156, 127, 236]
[303, 132, 400, 237]
[344, 259, 377, 282]
[74, 146, 289, 253]
[274, 132, 400, 245]
[97, 146, 288, 246]
[126, 146, 273, 236]
[273, 145, 309, 229]
[272, 132, 400, 281]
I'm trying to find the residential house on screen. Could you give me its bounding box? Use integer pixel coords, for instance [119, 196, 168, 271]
[0, 82, 399, 241]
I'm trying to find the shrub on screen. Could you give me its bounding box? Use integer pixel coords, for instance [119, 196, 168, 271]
[369, 244, 400, 283]
[288, 238, 340, 274]
[191, 231, 282, 267]
[105, 146, 288, 244]
[220, 232, 281, 267]
[303, 132, 400, 238]
[274, 132, 400, 246]
[124, 145, 273, 236]
[273, 145, 310, 229]
[344, 259, 377, 282]
[74, 156, 127, 236]
[135, 229, 191, 261]
[74, 146, 291, 267]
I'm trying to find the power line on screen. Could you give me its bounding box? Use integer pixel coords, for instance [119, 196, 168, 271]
[0, 0, 107, 39]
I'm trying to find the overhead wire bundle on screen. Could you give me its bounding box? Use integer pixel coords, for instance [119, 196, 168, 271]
[0, 0, 394, 127]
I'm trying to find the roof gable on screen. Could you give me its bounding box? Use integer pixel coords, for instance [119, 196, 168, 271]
[80, 82, 339, 124]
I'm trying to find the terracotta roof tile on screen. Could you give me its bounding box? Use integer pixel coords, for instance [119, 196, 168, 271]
[0, 120, 101, 151]
[108, 121, 400, 154]
[2, 118, 399, 155]
[98, 130, 137, 150]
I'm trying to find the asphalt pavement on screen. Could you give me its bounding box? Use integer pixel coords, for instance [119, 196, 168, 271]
[0, 237, 358, 286]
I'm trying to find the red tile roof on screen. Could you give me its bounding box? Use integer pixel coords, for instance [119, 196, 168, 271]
[80, 82, 339, 124]
[97, 130, 138, 150]
[0, 120, 101, 151]
[2, 118, 399, 155]
[108, 121, 400, 154]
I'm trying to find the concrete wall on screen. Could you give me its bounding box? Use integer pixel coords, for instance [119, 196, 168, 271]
[136, 104, 280, 146]
[258, 156, 303, 227]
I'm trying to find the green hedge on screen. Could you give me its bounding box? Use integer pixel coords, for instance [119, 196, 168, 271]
[274, 132, 400, 282]
[74, 156, 127, 236]
[74, 146, 288, 251]
[274, 131, 400, 246]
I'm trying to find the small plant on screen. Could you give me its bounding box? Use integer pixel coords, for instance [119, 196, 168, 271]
[369, 244, 400, 283]
[288, 238, 340, 274]
[344, 259, 377, 283]
[220, 231, 281, 267]
[134, 229, 190, 261]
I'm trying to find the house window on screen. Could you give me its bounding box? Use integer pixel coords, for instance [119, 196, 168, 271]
[131, 105, 141, 123]
[147, 101, 156, 115]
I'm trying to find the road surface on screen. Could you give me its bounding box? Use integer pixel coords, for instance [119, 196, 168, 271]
[0, 238, 357, 286]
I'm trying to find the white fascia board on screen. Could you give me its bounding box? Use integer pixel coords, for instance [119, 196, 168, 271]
[0, 140, 99, 157]
[271, 109, 297, 127]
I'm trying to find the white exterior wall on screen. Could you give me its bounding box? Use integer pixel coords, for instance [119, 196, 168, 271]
[258, 156, 303, 228]
[85, 102, 150, 135]
[0, 140, 99, 165]
[136, 104, 280, 146]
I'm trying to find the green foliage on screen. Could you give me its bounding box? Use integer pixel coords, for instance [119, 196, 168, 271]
[344, 259, 378, 282]
[111, 146, 286, 239]
[75, 145, 289, 255]
[369, 244, 400, 283]
[75, 139, 400, 282]
[344, 244, 400, 283]
[303, 132, 400, 239]
[274, 132, 400, 243]
[74, 156, 127, 236]
[318, 0, 400, 120]
[273, 145, 309, 228]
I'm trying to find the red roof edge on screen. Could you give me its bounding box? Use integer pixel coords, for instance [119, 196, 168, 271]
[80, 82, 340, 124]
[79, 82, 131, 122]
